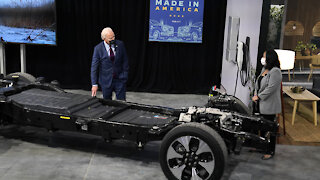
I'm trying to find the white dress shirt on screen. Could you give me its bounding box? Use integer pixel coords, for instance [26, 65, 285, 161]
[103, 41, 116, 56]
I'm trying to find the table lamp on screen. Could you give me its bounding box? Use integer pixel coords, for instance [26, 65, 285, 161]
[275, 49, 295, 81]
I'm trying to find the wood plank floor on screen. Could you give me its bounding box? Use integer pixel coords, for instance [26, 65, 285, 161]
[278, 96, 320, 146]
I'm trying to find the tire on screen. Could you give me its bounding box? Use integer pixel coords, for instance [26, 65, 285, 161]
[153, 30, 160, 40]
[160, 123, 227, 180]
[5, 72, 36, 84]
[191, 32, 198, 41]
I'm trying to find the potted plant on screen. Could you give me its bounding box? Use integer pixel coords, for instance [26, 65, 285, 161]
[295, 41, 307, 56]
[306, 43, 317, 55]
[295, 41, 317, 56]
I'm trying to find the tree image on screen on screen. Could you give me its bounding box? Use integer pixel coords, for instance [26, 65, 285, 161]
[0, 0, 56, 45]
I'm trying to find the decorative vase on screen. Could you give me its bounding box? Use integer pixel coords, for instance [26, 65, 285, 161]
[302, 49, 311, 56]
[305, 49, 311, 56]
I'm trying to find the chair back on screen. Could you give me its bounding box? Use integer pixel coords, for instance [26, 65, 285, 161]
[312, 77, 320, 89]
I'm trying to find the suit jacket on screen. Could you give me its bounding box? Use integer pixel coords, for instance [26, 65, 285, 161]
[254, 67, 282, 115]
[91, 40, 129, 89]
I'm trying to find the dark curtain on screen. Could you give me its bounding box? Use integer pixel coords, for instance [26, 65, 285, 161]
[5, 0, 227, 94]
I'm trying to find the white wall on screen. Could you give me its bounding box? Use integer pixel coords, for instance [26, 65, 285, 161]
[220, 0, 263, 106]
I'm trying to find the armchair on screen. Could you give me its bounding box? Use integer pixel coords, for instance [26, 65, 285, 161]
[307, 55, 320, 81]
[309, 77, 320, 110]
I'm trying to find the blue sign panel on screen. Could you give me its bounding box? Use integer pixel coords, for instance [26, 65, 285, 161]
[149, 0, 204, 43]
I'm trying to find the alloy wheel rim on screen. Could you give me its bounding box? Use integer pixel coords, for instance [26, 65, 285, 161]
[153, 31, 159, 39]
[192, 33, 198, 41]
[166, 136, 215, 180]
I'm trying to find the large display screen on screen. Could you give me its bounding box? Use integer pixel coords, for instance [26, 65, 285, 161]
[0, 0, 56, 45]
[149, 0, 204, 43]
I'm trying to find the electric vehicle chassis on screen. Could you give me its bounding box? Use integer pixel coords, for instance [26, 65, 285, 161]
[0, 73, 278, 180]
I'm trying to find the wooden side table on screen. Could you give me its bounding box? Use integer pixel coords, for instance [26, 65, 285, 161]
[283, 86, 320, 126]
[295, 55, 312, 71]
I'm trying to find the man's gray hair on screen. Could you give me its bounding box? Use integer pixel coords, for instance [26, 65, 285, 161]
[101, 27, 114, 40]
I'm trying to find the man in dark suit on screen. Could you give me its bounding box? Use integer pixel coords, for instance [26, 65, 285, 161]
[91, 27, 129, 100]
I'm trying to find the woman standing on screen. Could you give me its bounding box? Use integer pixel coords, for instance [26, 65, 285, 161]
[252, 49, 282, 160]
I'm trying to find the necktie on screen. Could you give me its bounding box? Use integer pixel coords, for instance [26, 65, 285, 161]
[109, 46, 116, 78]
[109, 46, 115, 63]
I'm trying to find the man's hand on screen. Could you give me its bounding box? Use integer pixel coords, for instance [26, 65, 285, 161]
[252, 95, 259, 102]
[91, 86, 98, 97]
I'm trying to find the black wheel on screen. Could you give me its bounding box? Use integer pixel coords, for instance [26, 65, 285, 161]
[5, 72, 36, 84]
[160, 123, 227, 180]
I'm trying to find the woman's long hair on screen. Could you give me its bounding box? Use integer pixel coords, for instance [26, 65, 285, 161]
[265, 49, 280, 70]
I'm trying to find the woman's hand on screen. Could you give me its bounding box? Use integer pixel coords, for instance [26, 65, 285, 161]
[252, 95, 259, 102]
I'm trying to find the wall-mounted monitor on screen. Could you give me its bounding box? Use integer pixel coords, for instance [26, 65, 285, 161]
[0, 0, 56, 45]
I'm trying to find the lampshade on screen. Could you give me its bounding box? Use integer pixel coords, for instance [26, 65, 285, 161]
[275, 49, 295, 70]
[312, 21, 320, 37]
[284, 21, 304, 36]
